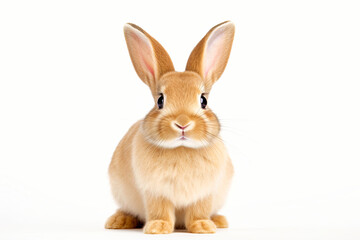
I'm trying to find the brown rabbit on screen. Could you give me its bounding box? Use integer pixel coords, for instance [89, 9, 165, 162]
[105, 21, 235, 234]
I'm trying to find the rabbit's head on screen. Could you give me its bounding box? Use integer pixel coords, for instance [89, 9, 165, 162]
[124, 22, 235, 148]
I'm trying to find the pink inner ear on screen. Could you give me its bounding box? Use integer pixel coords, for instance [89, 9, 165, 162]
[204, 29, 226, 78]
[141, 54, 155, 77]
[129, 31, 155, 79]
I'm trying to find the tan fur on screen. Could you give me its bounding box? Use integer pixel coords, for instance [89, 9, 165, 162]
[107, 21, 235, 234]
[186, 21, 235, 90]
[124, 23, 175, 94]
[105, 209, 143, 229]
[211, 214, 229, 228]
[185, 195, 216, 233]
[143, 195, 174, 234]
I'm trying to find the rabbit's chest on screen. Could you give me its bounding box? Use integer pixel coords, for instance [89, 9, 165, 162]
[134, 153, 224, 207]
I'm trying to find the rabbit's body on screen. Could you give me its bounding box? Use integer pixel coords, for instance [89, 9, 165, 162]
[109, 120, 234, 226]
[106, 22, 235, 234]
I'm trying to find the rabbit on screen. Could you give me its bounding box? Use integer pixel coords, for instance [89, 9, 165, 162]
[105, 21, 235, 234]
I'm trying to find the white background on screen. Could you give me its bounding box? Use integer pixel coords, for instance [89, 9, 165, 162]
[1, 0, 360, 239]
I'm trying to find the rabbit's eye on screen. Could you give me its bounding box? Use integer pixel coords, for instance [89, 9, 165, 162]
[157, 94, 164, 109]
[200, 94, 207, 109]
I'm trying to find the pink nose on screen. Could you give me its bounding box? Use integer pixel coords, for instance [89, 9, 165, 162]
[175, 123, 189, 130]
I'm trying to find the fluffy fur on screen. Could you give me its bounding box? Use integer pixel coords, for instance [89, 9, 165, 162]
[106, 21, 235, 234]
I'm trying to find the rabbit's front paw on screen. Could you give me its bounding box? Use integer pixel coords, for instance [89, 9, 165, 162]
[144, 220, 173, 234]
[188, 219, 216, 233]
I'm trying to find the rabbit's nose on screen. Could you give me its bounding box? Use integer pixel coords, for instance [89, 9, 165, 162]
[175, 123, 189, 130]
[174, 115, 191, 130]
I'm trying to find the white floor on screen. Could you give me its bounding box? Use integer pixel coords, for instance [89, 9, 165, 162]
[1, 226, 359, 240]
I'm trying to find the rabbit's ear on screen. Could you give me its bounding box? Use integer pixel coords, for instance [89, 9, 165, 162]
[186, 21, 235, 88]
[124, 23, 174, 92]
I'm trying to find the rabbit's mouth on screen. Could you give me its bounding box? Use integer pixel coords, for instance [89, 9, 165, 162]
[179, 136, 187, 141]
[146, 132, 209, 149]
[180, 130, 186, 140]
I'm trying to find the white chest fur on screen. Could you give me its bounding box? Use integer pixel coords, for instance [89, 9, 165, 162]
[132, 142, 227, 207]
